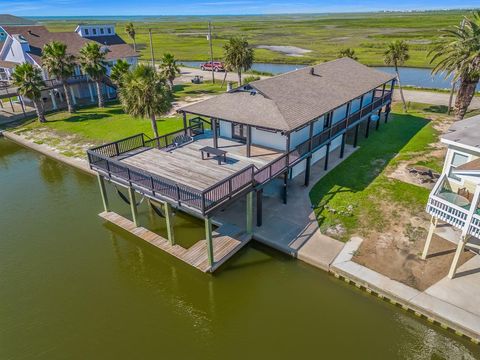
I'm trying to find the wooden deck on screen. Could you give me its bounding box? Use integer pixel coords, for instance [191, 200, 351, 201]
[119, 136, 282, 191]
[100, 211, 251, 272]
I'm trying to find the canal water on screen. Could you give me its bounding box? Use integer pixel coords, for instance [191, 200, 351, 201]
[1, 138, 480, 359]
[181, 61, 471, 90]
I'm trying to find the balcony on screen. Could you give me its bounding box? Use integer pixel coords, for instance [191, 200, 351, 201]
[427, 175, 480, 238]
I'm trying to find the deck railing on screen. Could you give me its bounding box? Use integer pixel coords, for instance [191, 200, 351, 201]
[88, 91, 392, 213]
[426, 195, 469, 229]
[468, 214, 480, 239]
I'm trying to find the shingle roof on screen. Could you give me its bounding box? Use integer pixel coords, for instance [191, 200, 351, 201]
[0, 14, 36, 26]
[456, 158, 480, 172]
[181, 58, 395, 132]
[442, 114, 480, 149]
[0, 59, 16, 68]
[2, 25, 137, 66]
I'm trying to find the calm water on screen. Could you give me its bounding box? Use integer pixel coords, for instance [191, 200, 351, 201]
[181, 61, 473, 90]
[1, 138, 479, 359]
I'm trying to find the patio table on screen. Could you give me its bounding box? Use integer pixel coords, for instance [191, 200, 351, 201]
[438, 192, 470, 207]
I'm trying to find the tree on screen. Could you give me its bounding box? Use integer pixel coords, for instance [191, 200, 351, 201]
[11, 63, 46, 123]
[429, 11, 480, 120]
[159, 53, 180, 89]
[42, 41, 76, 113]
[384, 40, 409, 112]
[110, 59, 130, 86]
[223, 36, 254, 86]
[125, 22, 136, 52]
[79, 42, 107, 108]
[118, 64, 172, 138]
[337, 48, 358, 60]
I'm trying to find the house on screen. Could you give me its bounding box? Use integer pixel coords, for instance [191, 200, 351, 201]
[0, 15, 138, 108]
[422, 115, 480, 278]
[87, 58, 395, 271]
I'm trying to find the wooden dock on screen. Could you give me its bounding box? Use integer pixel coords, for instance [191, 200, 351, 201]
[100, 211, 250, 272]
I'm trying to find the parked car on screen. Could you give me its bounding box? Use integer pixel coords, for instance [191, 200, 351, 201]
[200, 61, 225, 72]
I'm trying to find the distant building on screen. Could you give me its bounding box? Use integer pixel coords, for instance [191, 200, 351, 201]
[0, 15, 138, 108]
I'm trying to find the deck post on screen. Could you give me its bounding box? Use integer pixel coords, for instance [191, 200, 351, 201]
[88, 82, 95, 103]
[8, 95, 14, 112]
[448, 236, 468, 279]
[212, 118, 218, 148]
[97, 174, 109, 212]
[353, 124, 359, 148]
[19, 96, 26, 117]
[246, 191, 254, 238]
[164, 202, 175, 246]
[304, 155, 311, 187]
[182, 112, 188, 135]
[324, 142, 330, 171]
[49, 90, 58, 110]
[376, 108, 382, 131]
[283, 171, 288, 204]
[246, 125, 252, 158]
[385, 103, 391, 123]
[256, 188, 263, 227]
[340, 133, 346, 159]
[421, 216, 438, 260]
[128, 187, 140, 227]
[69, 86, 77, 106]
[365, 117, 371, 138]
[205, 217, 214, 267]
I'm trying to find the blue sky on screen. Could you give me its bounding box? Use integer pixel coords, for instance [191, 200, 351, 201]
[5, 0, 480, 16]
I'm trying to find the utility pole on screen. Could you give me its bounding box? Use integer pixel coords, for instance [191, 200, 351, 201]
[149, 28, 155, 70]
[448, 18, 467, 115]
[208, 21, 215, 83]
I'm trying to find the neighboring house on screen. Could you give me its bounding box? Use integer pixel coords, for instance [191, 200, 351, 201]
[87, 58, 395, 270]
[423, 115, 480, 278]
[0, 15, 138, 108]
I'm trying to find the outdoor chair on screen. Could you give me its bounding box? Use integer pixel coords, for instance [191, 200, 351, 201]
[163, 134, 194, 152]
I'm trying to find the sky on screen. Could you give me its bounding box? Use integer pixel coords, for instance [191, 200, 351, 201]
[4, 0, 480, 17]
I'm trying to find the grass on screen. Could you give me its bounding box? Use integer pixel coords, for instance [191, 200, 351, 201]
[17, 104, 184, 142]
[38, 10, 472, 68]
[14, 81, 225, 143]
[309, 104, 442, 241]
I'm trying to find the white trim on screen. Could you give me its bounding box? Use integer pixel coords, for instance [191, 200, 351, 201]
[446, 150, 471, 186]
[441, 138, 480, 157]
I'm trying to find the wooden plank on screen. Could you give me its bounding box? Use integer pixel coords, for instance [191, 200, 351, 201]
[99, 211, 250, 273]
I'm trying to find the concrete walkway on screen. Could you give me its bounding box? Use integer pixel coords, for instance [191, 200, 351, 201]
[395, 89, 480, 109]
[331, 237, 480, 342]
[215, 145, 354, 271]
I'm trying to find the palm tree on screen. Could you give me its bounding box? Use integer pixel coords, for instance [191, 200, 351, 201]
[223, 36, 254, 86]
[110, 59, 130, 87]
[337, 48, 358, 60]
[159, 53, 180, 89]
[42, 41, 76, 113]
[429, 11, 480, 120]
[79, 42, 107, 108]
[384, 40, 409, 112]
[11, 63, 46, 123]
[118, 64, 172, 138]
[125, 22, 136, 52]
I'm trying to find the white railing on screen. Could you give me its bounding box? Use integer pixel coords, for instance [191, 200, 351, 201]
[426, 195, 469, 229]
[468, 214, 480, 239]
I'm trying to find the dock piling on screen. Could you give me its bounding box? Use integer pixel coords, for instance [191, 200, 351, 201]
[128, 187, 140, 227]
[97, 174, 109, 212]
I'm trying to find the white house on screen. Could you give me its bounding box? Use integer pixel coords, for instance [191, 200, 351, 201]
[423, 115, 480, 278]
[0, 15, 138, 108]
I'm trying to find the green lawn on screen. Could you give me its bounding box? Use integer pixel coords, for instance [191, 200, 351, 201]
[40, 10, 471, 68]
[18, 104, 183, 142]
[309, 105, 441, 241]
[14, 81, 225, 143]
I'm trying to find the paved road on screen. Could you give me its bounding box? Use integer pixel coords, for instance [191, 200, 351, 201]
[176, 66, 268, 84]
[395, 89, 480, 109]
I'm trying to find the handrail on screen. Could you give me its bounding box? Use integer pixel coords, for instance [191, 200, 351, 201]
[87, 89, 393, 213]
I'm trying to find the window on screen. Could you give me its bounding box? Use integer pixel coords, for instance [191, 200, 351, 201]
[100, 28, 104, 34]
[448, 152, 469, 182]
[107, 28, 112, 34]
[85, 28, 89, 35]
[323, 112, 332, 130]
[93, 28, 97, 35]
